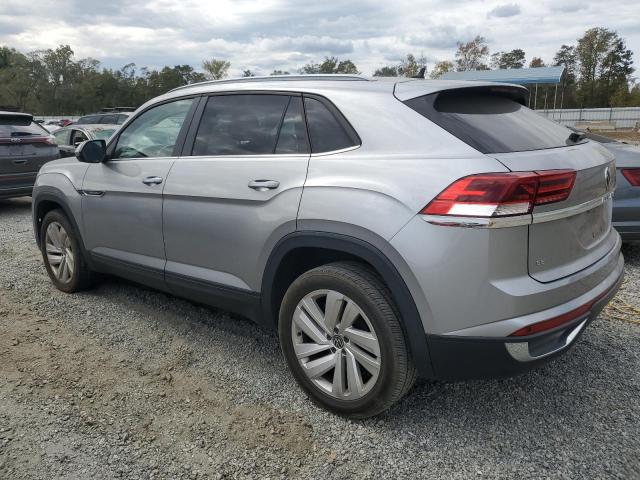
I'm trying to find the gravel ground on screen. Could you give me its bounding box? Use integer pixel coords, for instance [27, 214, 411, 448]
[1, 196, 639, 480]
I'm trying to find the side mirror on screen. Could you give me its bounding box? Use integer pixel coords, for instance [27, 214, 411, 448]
[75, 139, 106, 163]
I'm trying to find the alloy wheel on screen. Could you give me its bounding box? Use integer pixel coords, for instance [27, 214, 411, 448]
[45, 221, 75, 284]
[291, 289, 381, 400]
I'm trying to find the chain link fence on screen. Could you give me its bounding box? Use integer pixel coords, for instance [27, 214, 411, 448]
[537, 107, 640, 130]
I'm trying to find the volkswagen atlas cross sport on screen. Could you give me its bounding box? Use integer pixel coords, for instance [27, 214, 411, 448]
[32, 75, 623, 418]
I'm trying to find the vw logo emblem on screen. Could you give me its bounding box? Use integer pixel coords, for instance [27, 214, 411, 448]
[332, 335, 345, 349]
[605, 167, 613, 191]
[10, 137, 22, 143]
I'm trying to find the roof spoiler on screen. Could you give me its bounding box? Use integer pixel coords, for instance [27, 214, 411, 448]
[0, 112, 33, 126]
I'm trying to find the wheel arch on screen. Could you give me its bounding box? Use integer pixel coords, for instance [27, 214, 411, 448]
[33, 186, 84, 252]
[261, 231, 435, 377]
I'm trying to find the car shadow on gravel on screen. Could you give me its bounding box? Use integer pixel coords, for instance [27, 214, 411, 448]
[0, 197, 32, 213]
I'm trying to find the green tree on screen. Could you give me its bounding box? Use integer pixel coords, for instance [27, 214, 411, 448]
[554, 45, 578, 108]
[397, 54, 427, 77]
[270, 69, 290, 75]
[301, 57, 359, 74]
[373, 65, 398, 77]
[429, 60, 454, 79]
[455, 36, 489, 71]
[202, 58, 230, 80]
[242, 69, 255, 77]
[529, 57, 545, 68]
[490, 49, 526, 69]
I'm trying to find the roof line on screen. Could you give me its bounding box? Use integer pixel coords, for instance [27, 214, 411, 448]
[169, 74, 369, 93]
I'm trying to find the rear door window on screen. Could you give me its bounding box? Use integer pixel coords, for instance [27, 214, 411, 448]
[53, 128, 71, 145]
[192, 94, 294, 156]
[404, 89, 573, 154]
[303, 97, 359, 153]
[71, 130, 89, 145]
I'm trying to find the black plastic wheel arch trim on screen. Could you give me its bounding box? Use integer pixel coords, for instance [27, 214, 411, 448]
[260, 231, 435, 378]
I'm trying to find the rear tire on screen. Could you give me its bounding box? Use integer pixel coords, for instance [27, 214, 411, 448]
[279, 261, 416, 418]
[40, 209, 95, 293]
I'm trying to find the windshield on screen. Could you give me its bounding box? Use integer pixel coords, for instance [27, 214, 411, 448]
[93, 128, 116, 140]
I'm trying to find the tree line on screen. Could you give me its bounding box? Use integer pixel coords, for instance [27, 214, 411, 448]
[0, 26, 637, 115]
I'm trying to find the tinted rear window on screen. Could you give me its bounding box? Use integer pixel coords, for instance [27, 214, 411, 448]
[405, 91, 572, 154]
[77, 115, 100, 124]
[0, 121, 47, 137]
[304, 97, 359, 153]
[100, 115, 118, 124]
[192, 94, 291, 156]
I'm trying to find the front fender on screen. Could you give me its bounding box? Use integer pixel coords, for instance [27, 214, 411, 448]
[32, 173, 85, 250]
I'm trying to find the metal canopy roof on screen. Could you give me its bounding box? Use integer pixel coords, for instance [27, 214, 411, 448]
[440, 66, 565, 85]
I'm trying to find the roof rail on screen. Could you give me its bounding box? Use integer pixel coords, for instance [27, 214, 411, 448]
[169, 74, 369, 93]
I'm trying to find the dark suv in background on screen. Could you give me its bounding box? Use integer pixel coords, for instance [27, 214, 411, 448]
[0, 111, 58, 199]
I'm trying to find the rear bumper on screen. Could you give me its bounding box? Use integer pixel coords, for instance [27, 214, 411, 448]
[425, 266, 623, 381]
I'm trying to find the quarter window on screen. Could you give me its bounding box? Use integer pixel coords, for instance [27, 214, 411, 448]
[303, 97, 359, 153]
[275, 97, 309, 154]
[113, 98, 194, 159]
[192, 94, 295, 156]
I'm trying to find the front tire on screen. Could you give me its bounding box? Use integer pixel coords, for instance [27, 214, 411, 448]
[40, 209, 95, 293]
[279, 262, 416, 418]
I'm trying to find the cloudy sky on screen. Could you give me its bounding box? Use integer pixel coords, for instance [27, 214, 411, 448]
[0, 0, 638, 76]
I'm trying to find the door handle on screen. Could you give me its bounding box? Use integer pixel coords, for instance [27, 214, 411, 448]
[248, 180, 280, 191]
[142, 176, 163, 186]
[12, 159, 27, 165]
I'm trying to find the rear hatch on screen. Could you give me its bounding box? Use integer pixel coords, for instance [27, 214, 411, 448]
[403, 84, 617, 283]
[0, 113, 59, 189]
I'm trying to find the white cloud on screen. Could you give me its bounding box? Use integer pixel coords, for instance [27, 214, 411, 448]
[487, 3, 522, 18]
[0, 0, 637, 76]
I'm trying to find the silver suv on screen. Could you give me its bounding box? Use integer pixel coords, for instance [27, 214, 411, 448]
[32, 75, 624, 418]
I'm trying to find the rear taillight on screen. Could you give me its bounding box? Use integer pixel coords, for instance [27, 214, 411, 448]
[421, 170, 576, 218]
[534, 170, 576, 205]
[622, 168, 640, 186]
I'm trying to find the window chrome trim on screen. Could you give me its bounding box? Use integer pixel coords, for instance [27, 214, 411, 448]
[310, 144, 362, 157]
[421, 192, 612, 229]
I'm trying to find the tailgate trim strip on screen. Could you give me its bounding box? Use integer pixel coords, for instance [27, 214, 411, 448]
[422, 193, 612, 229]
[531, 192, 612, 224]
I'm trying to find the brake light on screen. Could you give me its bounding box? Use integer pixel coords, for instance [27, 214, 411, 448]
[622, 168, 640, 186]
[421, 170, 576, 218]
[534, 170, 576, 205]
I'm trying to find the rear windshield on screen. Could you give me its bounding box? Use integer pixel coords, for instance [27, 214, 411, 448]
[0, 121, 48, 137]
[77, 115, 100, 124]
[404, 90, 572, 154]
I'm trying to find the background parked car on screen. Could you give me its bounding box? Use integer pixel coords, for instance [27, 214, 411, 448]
[570, 128, 640, 242]
[76, 109, 134, 125]
[0, 111, 58, 199]
[52, 124, 117, 157]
